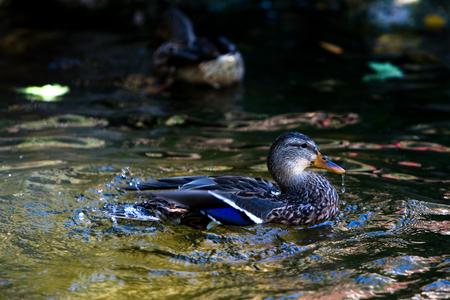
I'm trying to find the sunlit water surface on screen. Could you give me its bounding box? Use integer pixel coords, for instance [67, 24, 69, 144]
[1, 108, 450, 299]
[1, 28, 450, 300]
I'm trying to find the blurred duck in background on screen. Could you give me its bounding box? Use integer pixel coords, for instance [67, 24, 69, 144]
[151, 8, 244, 89]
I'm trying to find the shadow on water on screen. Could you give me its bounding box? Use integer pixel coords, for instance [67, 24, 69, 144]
[1, 1, 450, 299]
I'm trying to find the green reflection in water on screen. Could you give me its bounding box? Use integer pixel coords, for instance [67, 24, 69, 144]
[4, 114, 108, 133]
[0, 137, 105, 151]
[0, 160, 66, 171]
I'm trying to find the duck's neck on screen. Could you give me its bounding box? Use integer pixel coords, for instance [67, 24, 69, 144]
[158, 9, 196, 45]
[168, 12, 196, 45]
[276, 171, 313, 195]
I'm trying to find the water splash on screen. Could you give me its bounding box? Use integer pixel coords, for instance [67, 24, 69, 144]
[341, 174, 345, 193]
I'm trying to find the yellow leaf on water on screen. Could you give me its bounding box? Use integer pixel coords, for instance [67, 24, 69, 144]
[319, 41, 343, 55]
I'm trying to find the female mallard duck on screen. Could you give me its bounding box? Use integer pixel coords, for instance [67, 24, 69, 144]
[151, 8, 244, 88]
[106, 132, 345, 229]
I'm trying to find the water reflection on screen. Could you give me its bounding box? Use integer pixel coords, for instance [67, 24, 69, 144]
[145, 152, 201, 160]
[0, 137, 105, 151]
[162, 83, 244, 113]
[337, 138, 450, 185]
[4, 114, 108, 133]
[215, 112, 360, 132]
[398, 161, 421, 167]
[174, 137, 235, 150]
[1, 137, 449, 299]
[348, 140, 450, 152]
[0, 160, 66, 171]
[410, 121, 450, 135]
[422, 280, 450, 299]
[364, 256, 432, 275]
[118, 76, 244, 114]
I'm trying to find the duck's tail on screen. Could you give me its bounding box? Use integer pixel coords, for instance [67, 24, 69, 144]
[102, 205, 163, 222]
[102, 202, 214, 230]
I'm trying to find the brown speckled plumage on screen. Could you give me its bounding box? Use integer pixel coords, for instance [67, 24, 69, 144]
[264, 172, 340, 225]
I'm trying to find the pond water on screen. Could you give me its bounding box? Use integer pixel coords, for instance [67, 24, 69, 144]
[1, 12, 450, 299]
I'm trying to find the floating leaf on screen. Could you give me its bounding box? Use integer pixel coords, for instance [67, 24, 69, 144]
[424, 14, 446, 31]
[165, 115, 186, 126]
[16, 84, 70, 101]
[362, 62, 403, 82]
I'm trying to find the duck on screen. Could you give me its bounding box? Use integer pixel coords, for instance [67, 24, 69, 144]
[150, 8, 244, 89]
[105, 132, 345, 229]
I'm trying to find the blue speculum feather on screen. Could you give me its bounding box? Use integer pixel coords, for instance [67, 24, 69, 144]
[202, 207, 254, 226]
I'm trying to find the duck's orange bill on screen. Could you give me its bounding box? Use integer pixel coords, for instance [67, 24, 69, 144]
[311, 151, 345, 174]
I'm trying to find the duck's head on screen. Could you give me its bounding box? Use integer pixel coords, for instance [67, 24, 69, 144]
[156, 8, 196, 45]
[267, 132, 345, 193]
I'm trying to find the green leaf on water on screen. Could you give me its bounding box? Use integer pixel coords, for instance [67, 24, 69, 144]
[362, 62, 403, 82]
[16, 84, 70, 101]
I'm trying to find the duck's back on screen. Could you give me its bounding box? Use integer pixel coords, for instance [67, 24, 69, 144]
[125, 174, 279, 194]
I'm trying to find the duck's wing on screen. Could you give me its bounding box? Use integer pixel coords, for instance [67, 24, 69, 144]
[134, 189, 284, 226]
[205, 175, 279, 194]
[122, 175, 280, 193]
[121, 175, 283, 226]
[199, 36, 237, 54]
[121, 175, 211, 191]
[204, 190, 285, 225]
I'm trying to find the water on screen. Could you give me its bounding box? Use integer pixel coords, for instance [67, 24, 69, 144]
[2, 14, 450, 300]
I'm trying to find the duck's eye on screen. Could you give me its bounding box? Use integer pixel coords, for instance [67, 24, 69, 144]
[300, 143, 308, 148]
